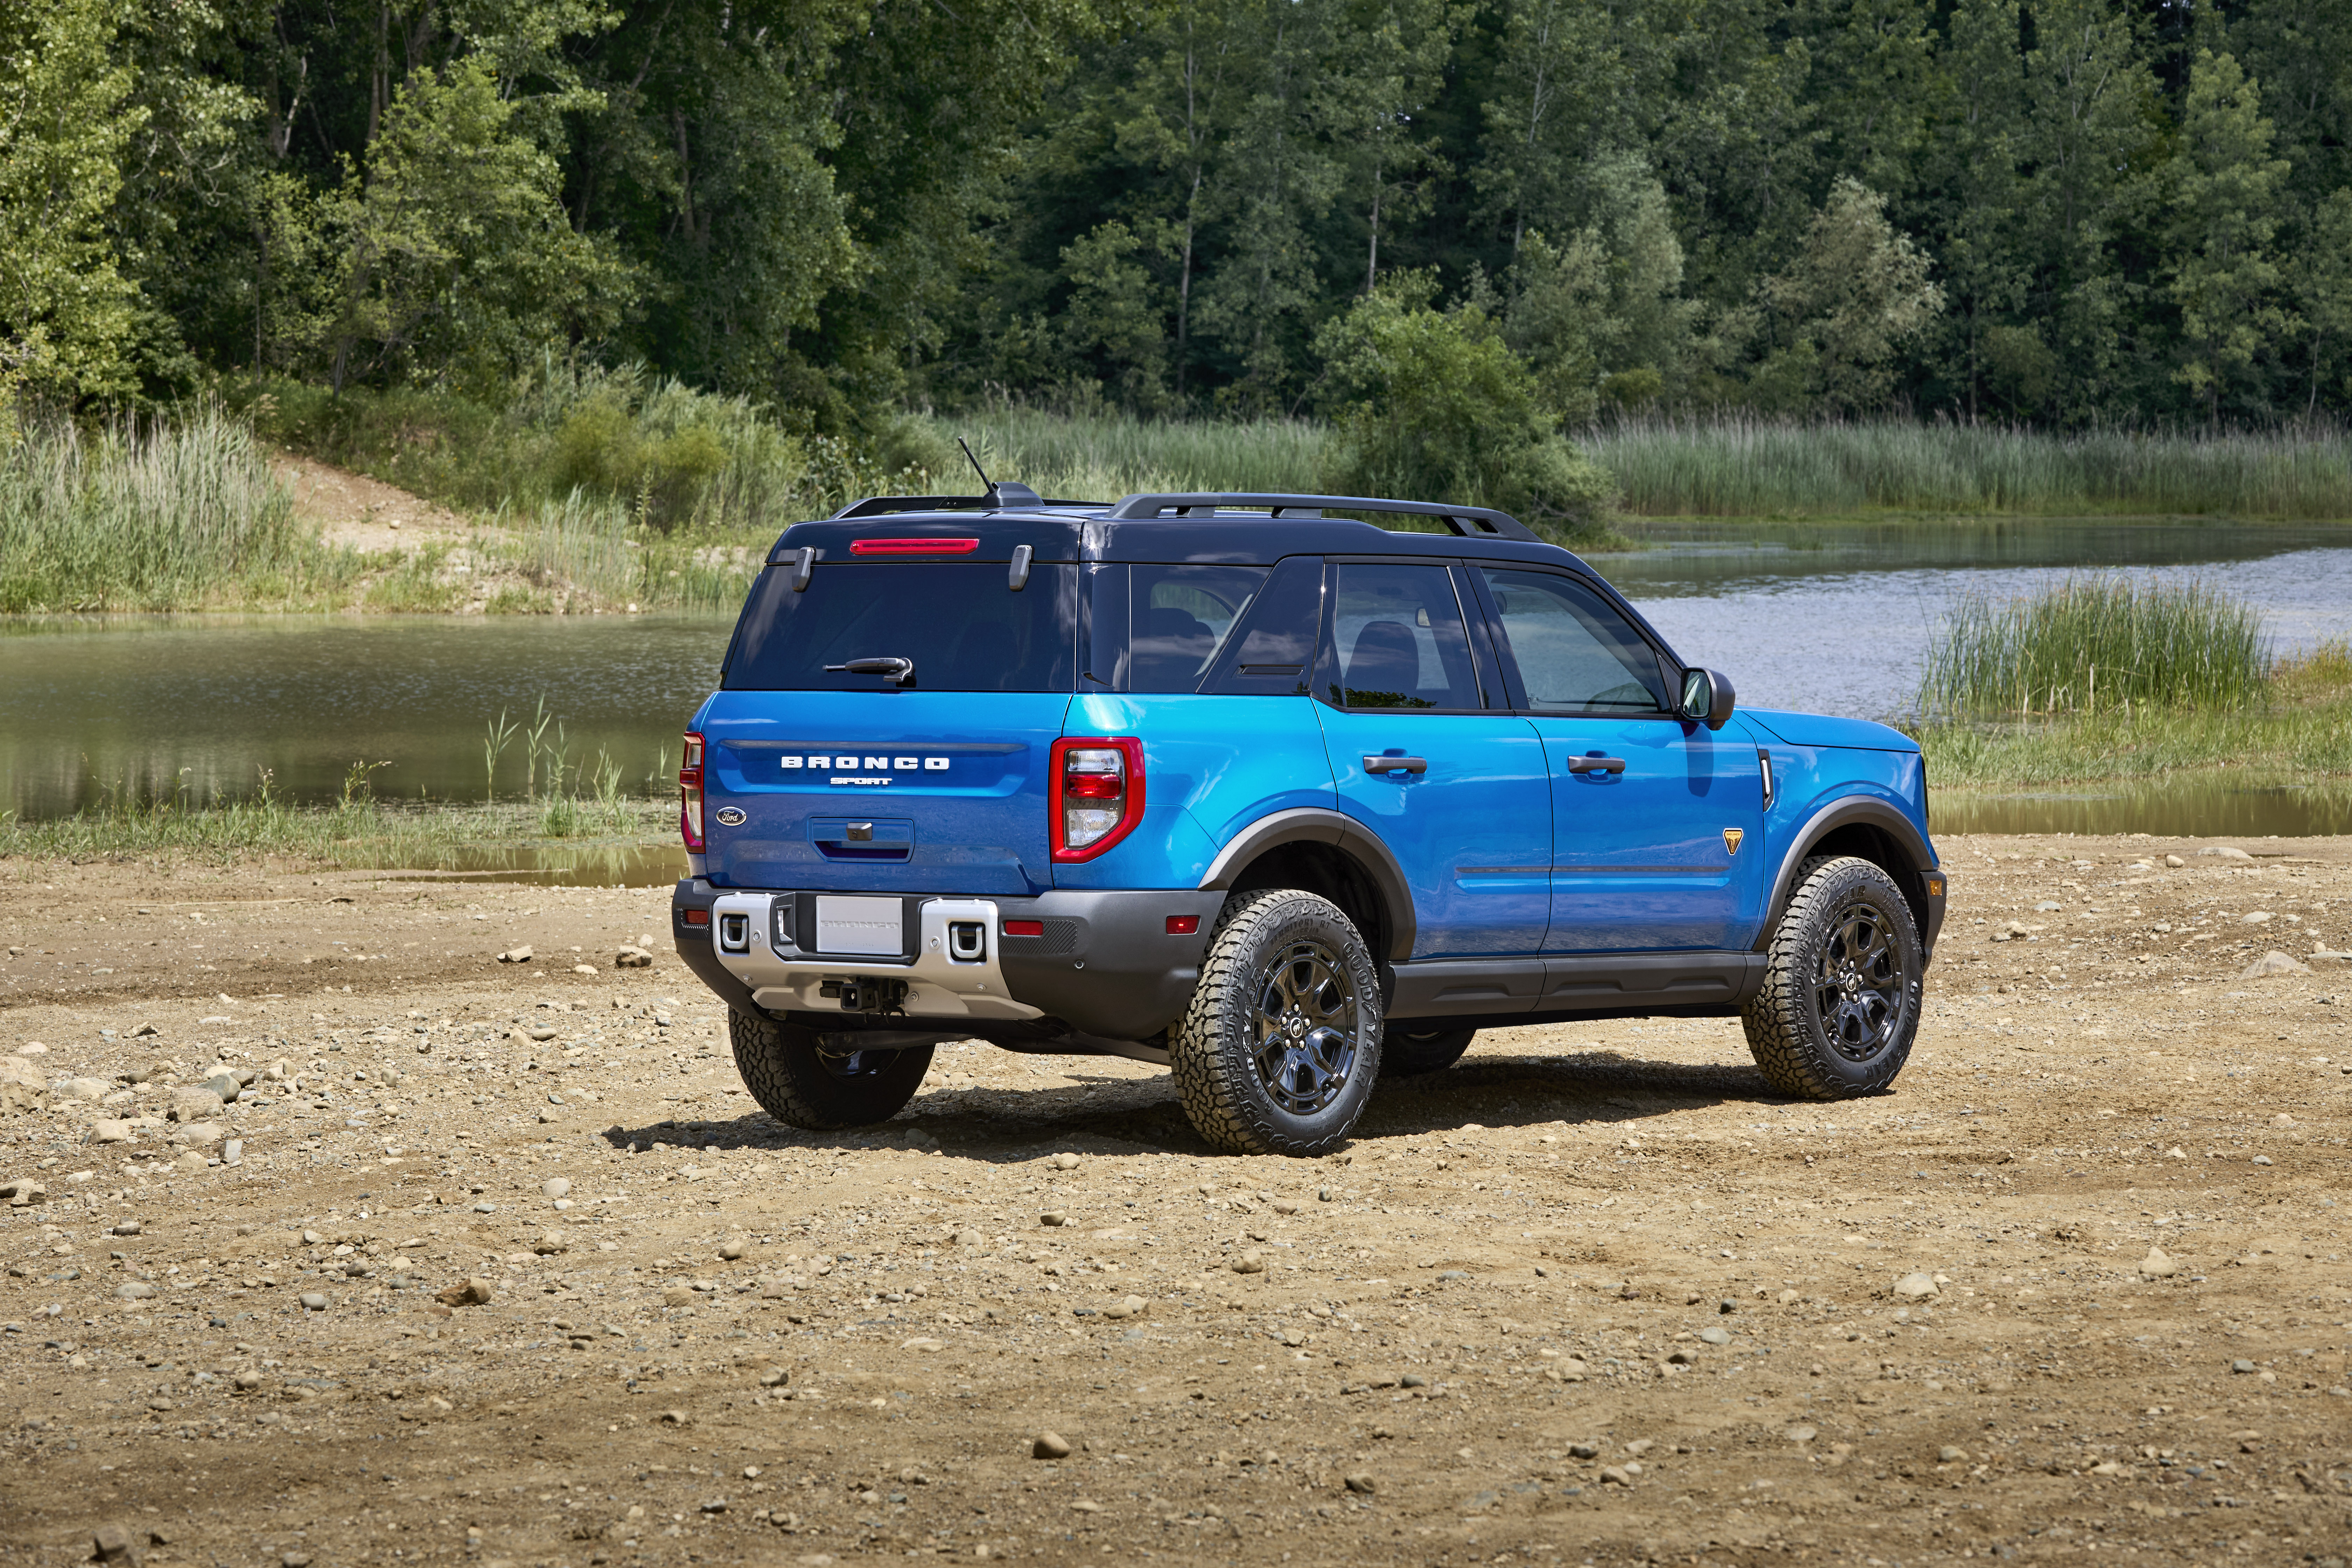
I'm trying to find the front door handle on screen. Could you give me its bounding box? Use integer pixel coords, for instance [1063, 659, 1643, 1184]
[1567, 755, 1627, 775]
[1362, 755, 1428, 775]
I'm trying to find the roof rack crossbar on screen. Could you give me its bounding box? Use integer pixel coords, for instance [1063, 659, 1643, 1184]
[1104, 491, 1537, 542]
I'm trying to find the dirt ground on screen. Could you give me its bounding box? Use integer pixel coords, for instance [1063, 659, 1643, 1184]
[4, 833, 2350, 1568]
[271, 454, 473, 554]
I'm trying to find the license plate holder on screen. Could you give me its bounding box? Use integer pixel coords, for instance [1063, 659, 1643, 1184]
[813, 895, 906, 956]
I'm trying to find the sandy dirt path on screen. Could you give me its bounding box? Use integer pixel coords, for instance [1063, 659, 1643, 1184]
[3, 834, 2349, 1567]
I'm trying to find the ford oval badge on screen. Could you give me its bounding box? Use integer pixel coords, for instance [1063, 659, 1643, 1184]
[713, 806, 747, 827]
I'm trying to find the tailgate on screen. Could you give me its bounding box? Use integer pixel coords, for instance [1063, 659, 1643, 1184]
[697, 691, 1070, 895]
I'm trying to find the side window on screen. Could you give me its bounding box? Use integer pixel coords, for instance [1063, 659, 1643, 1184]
[1127, 565, 1269, 692]
[1200, 555, 1323, 695]
[1320, 563, 1482, 710]
[1477, 568, 1670, 713]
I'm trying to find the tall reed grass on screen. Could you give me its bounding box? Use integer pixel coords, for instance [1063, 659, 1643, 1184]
[1583, 416, 2352, 518]
[1917, 575, 2272, 718]
[940, 407, 2352, 520]
[938, 407, 1332, 500]
[0, 404, 352, 612]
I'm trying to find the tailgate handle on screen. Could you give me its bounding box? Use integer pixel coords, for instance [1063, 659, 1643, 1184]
[1008, 544, 1033, 592]
[1362, 755, 1428, 775]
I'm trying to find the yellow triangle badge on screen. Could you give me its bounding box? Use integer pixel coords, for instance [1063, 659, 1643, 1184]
[1722, 827, 1745, 856]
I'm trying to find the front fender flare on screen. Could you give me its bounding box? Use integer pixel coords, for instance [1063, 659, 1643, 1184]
[1197, 806, 1418, 962]
[1757, 796, 1944, 955]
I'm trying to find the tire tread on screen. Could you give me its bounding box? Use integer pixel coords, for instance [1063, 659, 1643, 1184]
[1741, 855, 1920, 1101]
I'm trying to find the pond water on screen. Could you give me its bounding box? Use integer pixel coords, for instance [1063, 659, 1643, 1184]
[0, 612, 726, 821]
[4, 519, 2349, 845]
[1604, 519, 2352, 720]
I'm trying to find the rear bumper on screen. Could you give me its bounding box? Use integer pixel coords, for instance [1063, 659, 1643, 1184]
[670, 881, 1225, 1041]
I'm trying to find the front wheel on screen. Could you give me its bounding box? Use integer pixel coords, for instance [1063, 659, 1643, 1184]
[730, 1009, 933, 1129]
[1171, 888, 1382, 1156]
[1741, 855, 1922, 1100]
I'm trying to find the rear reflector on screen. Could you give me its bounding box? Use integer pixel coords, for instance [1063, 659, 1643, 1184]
[682, 909, 710, 927]
[1003, 919, 1045, 937]
[850, 537, 980, 556]
[1165, 915, 1199, 935]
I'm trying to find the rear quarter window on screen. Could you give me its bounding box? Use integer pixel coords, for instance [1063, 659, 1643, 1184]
[724, 561, 1080, 692]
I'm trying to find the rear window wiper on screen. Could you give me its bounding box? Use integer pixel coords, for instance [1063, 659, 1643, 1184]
[824, 656, 916, 687]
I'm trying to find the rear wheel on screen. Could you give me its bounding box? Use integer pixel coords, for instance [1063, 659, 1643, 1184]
[729, 1009, 933, 1129]
[1382, 1026, 1476, 1076]
[1741, 855, 1921, 1100]
[1171, 888, 1381, 1156]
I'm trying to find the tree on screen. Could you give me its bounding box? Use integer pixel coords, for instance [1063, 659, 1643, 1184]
[1498, 153, 1700, 418]
[1315, 276, 1617, 538]
[2284, 188, 2352, 417]
[0, 0, 141, 402]
[319, 58, 624, 392]
[1754, 176, 1944, 413]
[2015, 0, 2160, 419]
[1059, 219, 1172, 409]
[2164, 50, 2289, 422]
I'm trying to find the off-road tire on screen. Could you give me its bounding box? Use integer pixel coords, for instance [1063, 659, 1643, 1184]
[1383, 1026, 1476, 1076]
[1171, 888, 1382, 1156]
[1741, 855, 1922, 1100]
[729, 1008, 933, 1130]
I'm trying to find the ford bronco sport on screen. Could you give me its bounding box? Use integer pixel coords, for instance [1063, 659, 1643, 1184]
[670, 485, 1945, 1156]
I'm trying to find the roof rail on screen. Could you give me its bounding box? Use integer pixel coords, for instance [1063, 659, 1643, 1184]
[832, 485, 1092, 519]
[1104, 492, 1538, 542]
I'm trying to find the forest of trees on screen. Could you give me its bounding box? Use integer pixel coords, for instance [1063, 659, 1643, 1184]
[5, 0, 2352, 432]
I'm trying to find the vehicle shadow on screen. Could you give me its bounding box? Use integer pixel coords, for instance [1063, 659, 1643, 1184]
[592, 1047, 1802, 1160]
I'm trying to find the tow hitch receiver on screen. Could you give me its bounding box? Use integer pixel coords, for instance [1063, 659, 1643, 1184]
[820, 977, 911, 1013]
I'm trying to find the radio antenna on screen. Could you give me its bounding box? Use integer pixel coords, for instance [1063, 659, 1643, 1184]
[956, 436, 993, 499]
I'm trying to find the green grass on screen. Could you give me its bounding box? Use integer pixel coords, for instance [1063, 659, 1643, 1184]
[0, 404, 367, 612]
[1582, 416, 2352, 519]
[1914, 638, 2352, 788]
[1918, 574, 2272, 718]
[0, 770, 676, 872]
[939, 406, 1334, 500]
[236, 360, 929, 534]
[943, 407, 2352, 523]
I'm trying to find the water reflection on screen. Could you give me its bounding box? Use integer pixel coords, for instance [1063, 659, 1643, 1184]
[1933, 779, 2352, 838]
[0, 612, 727, 819]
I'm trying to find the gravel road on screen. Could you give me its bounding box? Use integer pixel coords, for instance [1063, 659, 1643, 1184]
[4, 836, 2350, 1566]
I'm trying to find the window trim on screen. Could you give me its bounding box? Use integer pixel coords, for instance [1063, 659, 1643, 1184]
[1312, 556, 1499, 716]
[1467, 563, 1688, 721]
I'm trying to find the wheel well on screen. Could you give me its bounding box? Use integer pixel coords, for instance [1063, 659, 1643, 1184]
[1805, 823, 1928, 934]
[1226, 842, 1392, 958]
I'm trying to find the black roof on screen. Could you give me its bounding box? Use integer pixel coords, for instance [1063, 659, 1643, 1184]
[769, 490, 1593, 573]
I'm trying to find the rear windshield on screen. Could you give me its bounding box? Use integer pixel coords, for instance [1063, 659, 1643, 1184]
[723, 562, 1080, 692]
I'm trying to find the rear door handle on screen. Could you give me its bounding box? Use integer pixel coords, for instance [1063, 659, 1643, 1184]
[1362, 755, 1428, 775]
[1567, 755, 1626, 775]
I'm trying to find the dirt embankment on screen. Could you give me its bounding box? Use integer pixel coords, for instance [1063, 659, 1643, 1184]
[2, 834, 2349, 1566]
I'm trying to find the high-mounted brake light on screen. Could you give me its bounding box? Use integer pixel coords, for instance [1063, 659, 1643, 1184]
[1050, 737, 1145, 862]
[850, 537, 980, 556]
[680, 731, 707, 851]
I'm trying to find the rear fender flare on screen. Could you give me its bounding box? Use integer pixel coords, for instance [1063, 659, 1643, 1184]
[1756, 796, 1939, 953]
[1197, 807, 1417, 962]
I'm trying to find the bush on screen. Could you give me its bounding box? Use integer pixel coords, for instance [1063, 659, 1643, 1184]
[1312, 280, 1620, 544]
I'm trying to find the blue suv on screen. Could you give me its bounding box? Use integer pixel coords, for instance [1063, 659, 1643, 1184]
[671, 487, 1946, 1156]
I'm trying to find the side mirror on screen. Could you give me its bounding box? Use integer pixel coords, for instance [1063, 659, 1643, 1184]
[1680, 667, 1737, 730]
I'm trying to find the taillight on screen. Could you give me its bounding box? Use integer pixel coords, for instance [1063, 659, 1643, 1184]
[680, 731, 706, 851]
[1050, 736, 1144, 862]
